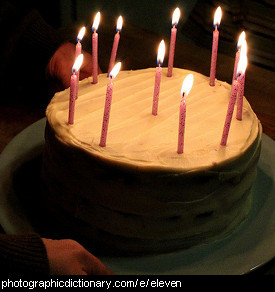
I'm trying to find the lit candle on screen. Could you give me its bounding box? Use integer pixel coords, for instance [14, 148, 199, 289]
[232, 31, 245, 84]
[68, 54, 83, 125]
[99, 62, 121, 147]
[178, 74, 194, 154]
[107, 16, 123, 76]
[76, 26, 86, 58]
[209, 6, 222, 86]
[236, 40, 248, 120]
[152, 40, 165, 116]
[92, 12, 100, 84]
[75, 26, 85, 99]
[167, 8, 180, 77]
[220, 50, 247, 146]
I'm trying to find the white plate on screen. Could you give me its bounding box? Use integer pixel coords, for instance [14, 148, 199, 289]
[0, 118, 274, 275]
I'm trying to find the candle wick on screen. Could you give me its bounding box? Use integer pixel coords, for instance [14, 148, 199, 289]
[236, 72, 243, 80]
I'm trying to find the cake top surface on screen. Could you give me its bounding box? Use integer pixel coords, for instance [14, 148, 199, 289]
[46, 68, 259, 171]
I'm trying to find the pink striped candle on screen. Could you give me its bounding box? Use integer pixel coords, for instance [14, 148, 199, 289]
[221, 50, 247, 145]
[209, 7, 222, 86]
[68, 54, 83, 125]
[99, 62, 121, 147]
[152, 65, 162, 116]
[236, 40, 247, 120]
[75, 41, 81, 98]
[92, 33, 98, 83]
[178, 98, 186, 154]
[68, 73, 77, 125]
[75, 42, 82, 57]
[92, 12, 100, 84]
[152, 40, 165, 116]
[167, 8, 180, 77]
[178, 74, 193, 154]
[236, 72, 245, 120]
[107, 16, 123, 76]
[220, 79, 239, 146]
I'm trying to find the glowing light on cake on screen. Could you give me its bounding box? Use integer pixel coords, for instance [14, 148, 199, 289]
[209, 6, 222, 86]
[167, 7, 180, 77]
[107, 16, 123, 76]
[232, 31, 246, 84]
[157, 40, 165, 65]
[100, 62, 122, 147]
[116, 15, 123, 31]
[73, 54, 83, 74]
[237, 31, 246, 50]
[92, 12, 100, 84]
[152, 40, 165, 116]
[68, 54, 83, 125]
[172, 7, 180, 26]
[213, 6, 222, 27]
[110, 61, 121, 78]
[178, 74, 194, 154]
[77, 26, 86, 41]
[92, 11, 100, 32]
[221, 47, 247, 146]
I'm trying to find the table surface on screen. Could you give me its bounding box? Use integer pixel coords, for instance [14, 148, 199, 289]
[0, 21, 274, 275]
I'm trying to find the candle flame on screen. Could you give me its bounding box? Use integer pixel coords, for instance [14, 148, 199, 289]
[157, 40, 165, 66]
[237, 31, 246, 50]
[237, 41, 247, 76]
[116, 16, 123, 32]
[213, 6, 222, 28]
[172, 7, 180, 27]
[109, 62, 121, 79]
[181, 74, 194, 97]
[72, 54, 83, 73]
[77, 26, 86, 42]
[241, 39, 247, 56]
[92, 12, 100, 32]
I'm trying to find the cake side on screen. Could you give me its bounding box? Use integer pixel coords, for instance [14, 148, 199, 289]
[41, 68, 262, 254]
[41, 123, 261, 254]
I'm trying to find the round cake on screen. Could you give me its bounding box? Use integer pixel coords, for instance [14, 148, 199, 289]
[41, 67, 262, 254]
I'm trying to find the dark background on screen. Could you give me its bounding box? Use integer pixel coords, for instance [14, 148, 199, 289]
[0, 0, 274, 275]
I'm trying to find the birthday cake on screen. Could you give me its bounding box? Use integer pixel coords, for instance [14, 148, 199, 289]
[41, 67, 262, 254]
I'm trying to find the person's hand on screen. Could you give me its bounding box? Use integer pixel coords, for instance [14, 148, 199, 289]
[47, 42, 102, 94]
[41, 238, 113, 275]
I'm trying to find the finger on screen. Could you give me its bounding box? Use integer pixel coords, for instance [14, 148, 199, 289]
[84, 253, 114, 275]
